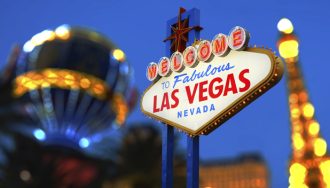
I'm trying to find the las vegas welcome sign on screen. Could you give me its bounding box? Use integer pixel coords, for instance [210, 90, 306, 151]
[141, 26, 284, 136]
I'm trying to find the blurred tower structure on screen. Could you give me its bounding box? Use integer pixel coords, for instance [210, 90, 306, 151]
[277, 18, 330, 188]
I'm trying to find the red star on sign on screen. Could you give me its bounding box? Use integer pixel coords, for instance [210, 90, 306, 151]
[163, 7, 203, 53]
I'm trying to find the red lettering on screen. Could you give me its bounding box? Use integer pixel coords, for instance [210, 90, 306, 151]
[185, 84, 198, 104]
[199, 80, 208, 101]
[170, 52, 183, 72]
[147, 64, 157, 80]
[153, 95, 160, 113]
[154, 90, 180, 112]
[200, 44, 210, 59]
[209, 77, 223, 98]
[233, 29, 242, 47]
[186, 50, 194, 65]
[160, 92, 170, 111]
[161, 60, 168, 75]
[173, 56, 180, 70]
[214, 36, 226, 54]
[239, 69, 250, 92]
[171, 89, 179, 108]
[224, 73, 238, 96]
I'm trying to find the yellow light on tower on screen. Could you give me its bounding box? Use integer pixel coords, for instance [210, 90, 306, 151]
[289, 93, 299, 104]
[277, 18, 299, 59]
[293, 123, 303, 133]
[293, 133, 305, 150]
[302, 102, 314, 119]
[291, 107, 301, 119]
[314, 138, 327, 157]
[299, 91, 308, 102]
[288, 184, 308, 188]
[278, 40, 299, 59]
[277, 18, 294, 34]
[320, 160, 330, 185]
[289, 163, 307, 184]
[308, 121, 320, 136]
[290, 163, 306, 176]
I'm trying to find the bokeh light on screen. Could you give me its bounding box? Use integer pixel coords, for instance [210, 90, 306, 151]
[277, 18, 294, 34]
[33, 129, 46, 141]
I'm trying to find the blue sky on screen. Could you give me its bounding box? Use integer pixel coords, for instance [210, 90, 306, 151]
[1, 0, 330, 187]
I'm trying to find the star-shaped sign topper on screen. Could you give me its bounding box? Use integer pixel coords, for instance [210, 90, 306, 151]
[163, 7, 203, 53]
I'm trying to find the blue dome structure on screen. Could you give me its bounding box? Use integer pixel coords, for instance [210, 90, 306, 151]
[10, 25, 137, 159]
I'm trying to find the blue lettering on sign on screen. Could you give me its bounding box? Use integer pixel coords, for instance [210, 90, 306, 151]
[177, 104, 215, 118]
[172, 63, 235, 88]
[184, 110, 188, 117]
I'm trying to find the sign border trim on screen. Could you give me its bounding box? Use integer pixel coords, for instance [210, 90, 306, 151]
[141, 47, 284, 136]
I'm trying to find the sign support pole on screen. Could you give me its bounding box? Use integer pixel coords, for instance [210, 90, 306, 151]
[162, 7, 201, 188]
[162, 125, 174, 188]
[187, 136, 199, 188]
[185, 8, 201, 188]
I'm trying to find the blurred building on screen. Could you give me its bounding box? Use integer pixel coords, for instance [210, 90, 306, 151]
[200, 154, 269, 188]
[277, 18, 330, 187]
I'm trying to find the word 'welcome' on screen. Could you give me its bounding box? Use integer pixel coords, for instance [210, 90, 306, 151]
[146, 26, 250, 81]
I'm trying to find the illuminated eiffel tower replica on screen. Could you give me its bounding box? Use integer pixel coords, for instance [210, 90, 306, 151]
[277, 18, 330, 188]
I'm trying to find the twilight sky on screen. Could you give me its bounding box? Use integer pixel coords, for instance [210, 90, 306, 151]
[1, 0, 330, 187]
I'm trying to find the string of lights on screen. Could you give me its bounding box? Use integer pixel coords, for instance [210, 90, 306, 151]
[277, 18, 330, 188]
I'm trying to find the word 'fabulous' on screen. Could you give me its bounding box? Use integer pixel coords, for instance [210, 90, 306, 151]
[146, 26, 250, 81]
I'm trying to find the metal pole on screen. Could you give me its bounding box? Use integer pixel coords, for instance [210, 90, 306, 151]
[185, 8, 201, 188]
[162, 8, 201, 188]
[187, 136, 199, 188]
[162, 126, 174, 188]
[162, 12, 175, 187]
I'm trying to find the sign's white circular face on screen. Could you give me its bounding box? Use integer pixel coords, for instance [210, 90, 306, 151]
[146, 62, 159, 81]
[158, 57, 171, 77]
[197, 40, 212, 62]
[212, 33, 229, 57]
[170, 51, 184, 72]
[228, 26, 249, 51]
[183, 46, 198, 67]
